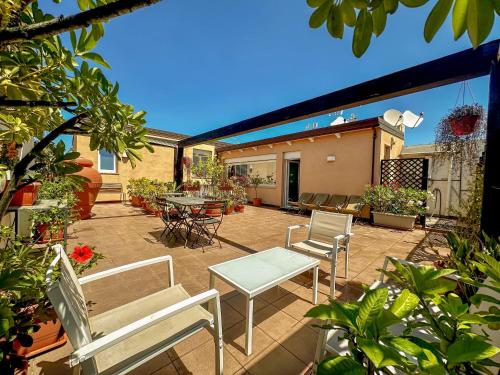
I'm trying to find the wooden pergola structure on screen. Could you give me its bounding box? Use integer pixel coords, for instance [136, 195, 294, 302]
[175, 39, 500, 238]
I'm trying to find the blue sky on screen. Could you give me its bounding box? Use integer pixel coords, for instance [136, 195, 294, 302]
[47, 1, 499, 146]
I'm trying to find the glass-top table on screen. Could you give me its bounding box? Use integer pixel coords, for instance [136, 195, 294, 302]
[208, 247, 319, 355]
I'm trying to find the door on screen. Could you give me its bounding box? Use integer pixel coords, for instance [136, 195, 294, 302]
[284, 160, 300, 206]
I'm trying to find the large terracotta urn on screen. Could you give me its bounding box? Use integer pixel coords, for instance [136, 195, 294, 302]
[72, 158, 102, 219]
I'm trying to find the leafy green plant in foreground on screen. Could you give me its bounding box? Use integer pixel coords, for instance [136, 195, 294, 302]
[307, 253, 500, 374]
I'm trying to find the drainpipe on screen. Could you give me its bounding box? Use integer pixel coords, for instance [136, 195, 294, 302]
[371, 127, 377, 185]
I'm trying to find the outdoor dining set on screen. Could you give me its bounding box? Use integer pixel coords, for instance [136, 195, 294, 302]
[46, 204, 355, 374]
[155, 194, 227, 250]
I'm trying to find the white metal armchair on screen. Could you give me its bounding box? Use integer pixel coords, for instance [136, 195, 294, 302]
[285, 210, 353, 297]
[46, 244, 223, 375]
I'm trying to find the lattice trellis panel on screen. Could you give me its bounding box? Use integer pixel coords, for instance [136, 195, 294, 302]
[380, 158, 429, 190]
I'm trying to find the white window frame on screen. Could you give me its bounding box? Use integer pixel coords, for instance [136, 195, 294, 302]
[225, 154, 277, 187]
[98, 149, 117, 174]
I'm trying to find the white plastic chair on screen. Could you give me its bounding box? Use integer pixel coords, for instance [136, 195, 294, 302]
[286, 210, 353, 297]
[46, 244, 223, 375]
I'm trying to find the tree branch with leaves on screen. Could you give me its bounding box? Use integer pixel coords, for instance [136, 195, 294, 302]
[307, 0, 499, 57]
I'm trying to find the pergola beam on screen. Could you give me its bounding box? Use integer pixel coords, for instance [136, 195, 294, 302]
[179, 39, 499, 148]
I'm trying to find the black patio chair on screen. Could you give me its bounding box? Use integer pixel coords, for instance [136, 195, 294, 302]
[156, 197, 184, 242]
[185, 200, 226, 251]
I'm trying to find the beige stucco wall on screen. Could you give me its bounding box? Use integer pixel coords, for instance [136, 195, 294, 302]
[219, 128, 402, 207]
[73, 135, 175, 202]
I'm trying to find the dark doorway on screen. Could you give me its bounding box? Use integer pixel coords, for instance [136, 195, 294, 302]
[287, 160, 300, 203]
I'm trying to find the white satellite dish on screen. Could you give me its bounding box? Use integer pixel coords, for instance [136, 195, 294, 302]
[330, 116, 345, 126]
[383, 109, 403, 127]
[402, 110, 424, 128]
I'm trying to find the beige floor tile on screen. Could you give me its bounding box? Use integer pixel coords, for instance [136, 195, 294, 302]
[31, 203, 437, 375]
[278, 323, 319, 366]
[254, 305, 299, 340]
[244, 342, 309, 375]
[173, 340, 242, 375]
[224, 322, 275, 366]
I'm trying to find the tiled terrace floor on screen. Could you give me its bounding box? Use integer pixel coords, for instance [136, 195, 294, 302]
[31, 203, 448, 375]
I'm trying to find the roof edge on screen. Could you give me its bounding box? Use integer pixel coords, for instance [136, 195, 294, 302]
[216, 117, 382, 152]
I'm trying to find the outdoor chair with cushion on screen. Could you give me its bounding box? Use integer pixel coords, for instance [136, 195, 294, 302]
[286, 210, 353, 297]
[312, 256, 444, 375]
[46, 244, 223, 375]
[288, 192, 315, 214]
[319, 194, 347, 213]
[301, 193, 330, 212]
[185, 200, 226, 250]
[339, 195, 370, 220]
[155, 197, 184, 242]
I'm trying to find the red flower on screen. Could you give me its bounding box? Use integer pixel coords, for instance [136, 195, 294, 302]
[69, 245, 94, 263]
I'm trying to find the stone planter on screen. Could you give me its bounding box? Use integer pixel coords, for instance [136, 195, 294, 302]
[372, 212, 417, 231]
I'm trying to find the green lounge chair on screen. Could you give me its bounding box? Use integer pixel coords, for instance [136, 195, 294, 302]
[288, 192, 315, 214]
[319, 195, 348, 212]
[302, 193, 330, 212]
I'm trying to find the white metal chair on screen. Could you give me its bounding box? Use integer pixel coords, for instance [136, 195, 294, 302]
[286, 210, 353, 297]
[45, 244, 223, 375]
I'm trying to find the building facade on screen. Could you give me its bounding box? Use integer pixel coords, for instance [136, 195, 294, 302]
[217, 117, 405, 207]
[73, 128, 220, 202]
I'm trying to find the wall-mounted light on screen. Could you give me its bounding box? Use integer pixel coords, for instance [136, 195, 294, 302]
[327, 155, 336, 162]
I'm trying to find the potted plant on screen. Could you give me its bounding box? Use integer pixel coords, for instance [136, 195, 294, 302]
[361, 183, 431, 230]
[9, 182, 41, 207]
[0, 226, 103, 374]
[249, 174, 264, 206]
[435, 103, 486, 172]
[182, 180, 201, 192]
[127, 178, 143, 207]
[306, 239, 500, 375]
[446, 104, 484, 136]
[191, 157, 225, 197]
[30, 178, 79, 243]
[224, 199, 234, 215]
[231, 176, 248, 213]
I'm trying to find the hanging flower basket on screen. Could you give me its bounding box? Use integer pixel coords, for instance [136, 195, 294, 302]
[449, 114, 480, 136]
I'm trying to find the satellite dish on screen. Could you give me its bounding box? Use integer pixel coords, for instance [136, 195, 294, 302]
[383, 109, 403, 127]
[330, 116, 345, 126]
[402, 110, 424, 128]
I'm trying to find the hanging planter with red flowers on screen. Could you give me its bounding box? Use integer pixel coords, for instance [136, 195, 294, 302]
[446, 104, 483, 136]
[435, 97, 486, 172]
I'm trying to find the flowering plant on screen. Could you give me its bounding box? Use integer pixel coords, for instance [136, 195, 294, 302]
[362, 183, 432, 216]
[67, 244, 104, 275]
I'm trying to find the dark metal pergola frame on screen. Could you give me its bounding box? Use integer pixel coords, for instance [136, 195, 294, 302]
[175, 39, 500, 238]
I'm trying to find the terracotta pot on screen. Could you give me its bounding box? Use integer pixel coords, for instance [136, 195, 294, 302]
[13, 310, 67, 359]
[10, 182, 41, 207]
[450, 114, 479, 136]
[70, 158, 102, 220]
[35, 223, 64, 244]
[372, 212, 416, 230]
[205, 203, 221, 217]
[183, 186, 200, 192]
[224, 206, 234, 215]
[234, 204, 245, 213]
[131, 196, 142, 207]
[253, 198, 262, 207]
